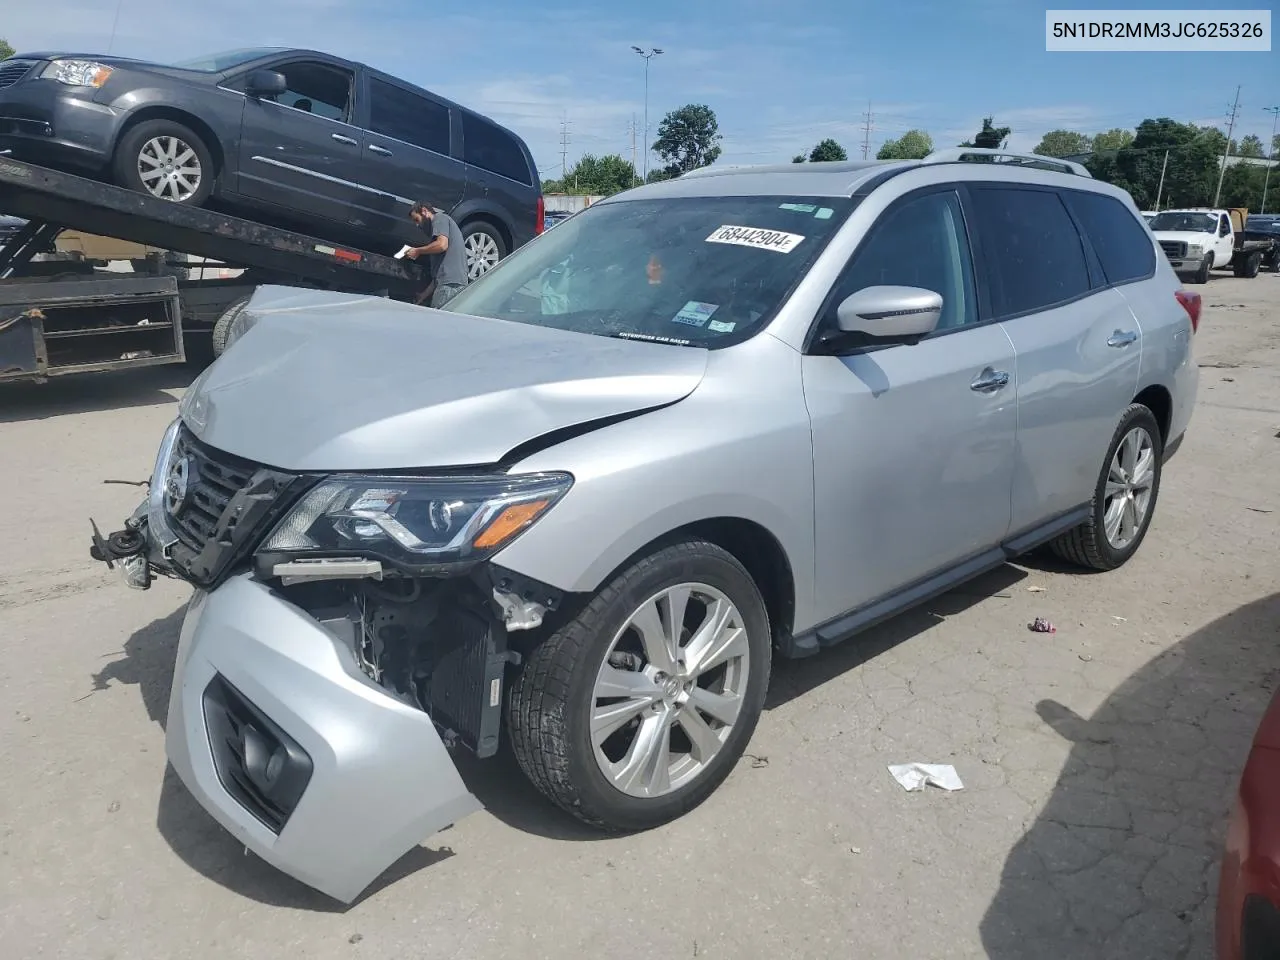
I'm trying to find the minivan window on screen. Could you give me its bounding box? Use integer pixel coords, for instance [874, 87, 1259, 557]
[368, 78, 451, 155]
[825, 189, 977, 332]
[969, 186, 1091, 317]
[445, 196, 854, 347]
[271, 61, 353, 123]
[1063, 191, 1156, 286]
[172, 48, 287, 72]
[462, 114, 532, 185]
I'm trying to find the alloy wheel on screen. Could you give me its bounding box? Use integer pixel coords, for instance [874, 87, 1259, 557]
[1103, 425, 1155, 549]
[137, 136, 202, 202]
[464, 231, 501, 280]
[591, 583, 751, 799]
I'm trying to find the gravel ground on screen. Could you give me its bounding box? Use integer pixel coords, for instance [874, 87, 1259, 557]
[1, 273, 1278, 959]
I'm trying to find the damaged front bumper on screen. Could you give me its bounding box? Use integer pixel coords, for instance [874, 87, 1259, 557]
[166, 574, 481, 904]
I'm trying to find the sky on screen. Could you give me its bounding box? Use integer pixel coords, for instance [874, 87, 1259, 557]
[4, 0, 1277, 180]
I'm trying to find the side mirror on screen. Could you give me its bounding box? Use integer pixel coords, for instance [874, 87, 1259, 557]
[246, 70, 287, 98]
[835, 285, 942, 340]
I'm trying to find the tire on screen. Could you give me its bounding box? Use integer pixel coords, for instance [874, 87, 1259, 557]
[210, 295, 252, 358]
[1232, 250, 1261, 279]
[1049, 403, 1163, 571]
[507, 539, 772, 832]
[460, 220, 506, 281]
[1192, 252, 1213, 284]
[112, 119, 215, 206]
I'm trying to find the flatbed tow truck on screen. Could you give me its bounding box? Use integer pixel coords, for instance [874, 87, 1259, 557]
[0, 156, 423, 383]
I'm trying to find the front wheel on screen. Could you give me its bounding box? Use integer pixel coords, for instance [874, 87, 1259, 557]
[507, 540, 772, 831]
[461, 221, 506, 281]
[1192, 253, 1213, 284]
[112, 119, 215, 205]
[1049, 403, 1163, 571]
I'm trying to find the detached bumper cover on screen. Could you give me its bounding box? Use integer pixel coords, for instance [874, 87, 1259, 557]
[166, 574, 482, 904]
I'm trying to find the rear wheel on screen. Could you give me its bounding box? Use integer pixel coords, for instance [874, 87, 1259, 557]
[461, 221, 506, 280]
[1049, 403, 1163, 571]
[112, 119, 215, 205]
[507, 540, 771, 831]
[1232, 250, 1262, 278]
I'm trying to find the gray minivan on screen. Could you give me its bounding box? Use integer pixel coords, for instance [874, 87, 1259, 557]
[0, 46, 542, 277]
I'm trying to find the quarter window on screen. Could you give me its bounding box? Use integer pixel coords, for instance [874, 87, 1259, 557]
[825, 189, 977, 332]
[968, 187, 1091, 317]
[1063, 191, 1156, 285]
[462, 114, 532, 185]
[271, 61, 353, 123]
[368, 78, 451, 154]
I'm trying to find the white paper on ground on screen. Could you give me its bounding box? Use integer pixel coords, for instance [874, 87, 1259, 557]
[888, 763, 964, 792]
[393, 245, 414, 259]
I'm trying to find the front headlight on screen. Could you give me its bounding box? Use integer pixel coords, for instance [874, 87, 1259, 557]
[1187, 244, 1203, 256]
[41, 59, 114, 88]
[259, 472, 574, 569]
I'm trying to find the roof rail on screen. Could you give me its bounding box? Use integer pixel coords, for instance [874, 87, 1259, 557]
[922, 147, 1093, 178]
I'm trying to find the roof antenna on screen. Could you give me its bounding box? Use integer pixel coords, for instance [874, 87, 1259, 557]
[106, 0, 125, 55]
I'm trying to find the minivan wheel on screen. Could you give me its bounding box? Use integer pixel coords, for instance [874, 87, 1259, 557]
[507, 540, 771, 831]
[113, 119, 215, 205]
[461, 221, 506, 280]
[1049, 403, 1163, 571]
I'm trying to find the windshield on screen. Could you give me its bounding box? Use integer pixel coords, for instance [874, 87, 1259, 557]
[444, 195, 853, 347]
[169, 48, 286, 72]
[1148, 212, 1217, 233]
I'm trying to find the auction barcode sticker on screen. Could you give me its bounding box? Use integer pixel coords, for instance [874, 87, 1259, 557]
[706, 225, 805, 253]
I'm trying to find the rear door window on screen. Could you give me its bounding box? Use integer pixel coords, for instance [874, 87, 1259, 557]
[967, 186, 1092, 318]
[1063, 191, 1156, 285]
[367, 78, 451, 155]
[462, 114, 532, 185]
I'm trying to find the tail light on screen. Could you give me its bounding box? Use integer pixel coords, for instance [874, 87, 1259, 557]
[1175, 290, 1201, 333]
[535, 196, 545, 235]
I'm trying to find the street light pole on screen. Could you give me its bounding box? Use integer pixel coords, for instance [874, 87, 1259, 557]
[631, 46, 663, 182]
[1262, 106, 1280, 214]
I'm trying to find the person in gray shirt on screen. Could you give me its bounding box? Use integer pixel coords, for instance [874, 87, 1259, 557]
[406, 202, 469, 308]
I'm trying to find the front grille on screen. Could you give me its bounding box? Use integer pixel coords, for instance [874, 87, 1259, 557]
[202, 674, 313, 834]
[1160, 240, 1187, 259]
[167, 426, 259, 553]
[0, 60, 38, 90]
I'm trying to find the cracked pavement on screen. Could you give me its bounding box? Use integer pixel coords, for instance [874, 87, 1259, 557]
[1, 274, 1279, 959]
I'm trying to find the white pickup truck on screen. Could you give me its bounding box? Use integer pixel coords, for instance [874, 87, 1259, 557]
[1148, 207, 1271, 283]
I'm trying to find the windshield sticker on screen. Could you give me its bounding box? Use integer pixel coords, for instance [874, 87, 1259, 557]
[707, 319, 736, 333]
[706, 225, 805, 254]
[779, 203, 817, 213]
[814, 207, 834, 220]
[672, 301, 718, 327]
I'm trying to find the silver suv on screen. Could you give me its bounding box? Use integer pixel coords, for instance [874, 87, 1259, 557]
[93, 148, 1200, 903]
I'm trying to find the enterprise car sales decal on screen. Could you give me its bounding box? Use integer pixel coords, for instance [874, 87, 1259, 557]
[705, 225, 805, 253]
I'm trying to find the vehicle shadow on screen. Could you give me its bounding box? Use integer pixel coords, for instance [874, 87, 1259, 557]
[0, 364, 194, 424]
[979, 592, 1280, 959]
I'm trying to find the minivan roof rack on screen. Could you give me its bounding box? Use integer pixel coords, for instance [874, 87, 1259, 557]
[921, 147, 1093, 178]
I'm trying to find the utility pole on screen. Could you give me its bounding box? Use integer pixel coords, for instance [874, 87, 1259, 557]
[860, 102, 873, 160]
[1262, 105, 1280, 214]
[631, 47, 664, 182]
[559, 118, 571, 181]
[1213, 85, 1241, 207]
[1154, 149, 1170, 211]
[629, 114, 638, 186]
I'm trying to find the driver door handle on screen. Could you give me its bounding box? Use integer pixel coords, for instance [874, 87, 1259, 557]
[1107, 330, 1138, 348]
[970, 367, 1010, 393]
[331, 133, 358, 146]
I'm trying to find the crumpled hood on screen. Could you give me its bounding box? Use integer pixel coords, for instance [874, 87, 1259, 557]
[1151, 230, 1214, 246]
[181, 288, 708, 471]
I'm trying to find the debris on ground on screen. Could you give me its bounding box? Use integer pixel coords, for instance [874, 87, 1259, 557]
[849, 846, 862, 854]
[745, 753, 769, 769]
[888, 763, 965, 792]
[1028, 617, 1057, 633]
[1026, 585, 1047, 593]
[107, 800, 120, 813]
[1079, 654, 1093, 662]
[348, 933, 363, 945]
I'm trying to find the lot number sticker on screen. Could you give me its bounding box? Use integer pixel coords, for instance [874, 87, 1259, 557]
[705, 225, 805, 254]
